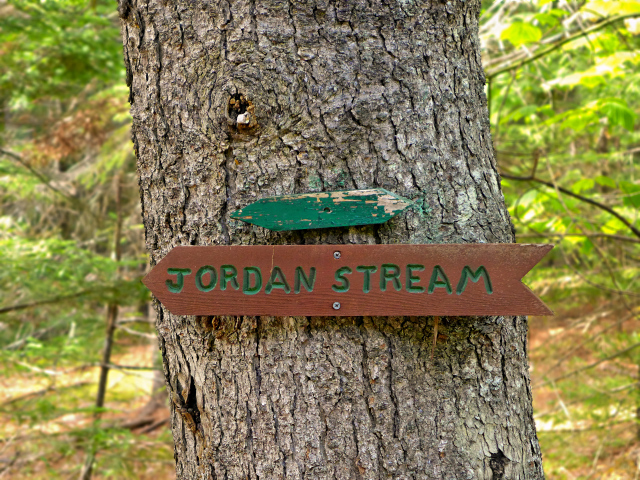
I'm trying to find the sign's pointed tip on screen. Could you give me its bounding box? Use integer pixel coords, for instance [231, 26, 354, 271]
[535, 307, 555, 317]
[230, 209, 250, 222]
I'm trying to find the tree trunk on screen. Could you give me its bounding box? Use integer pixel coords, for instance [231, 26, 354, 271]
[119, 0, 545, 477]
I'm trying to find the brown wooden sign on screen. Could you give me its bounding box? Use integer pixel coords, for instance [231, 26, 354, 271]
[142, 244, 553, 316]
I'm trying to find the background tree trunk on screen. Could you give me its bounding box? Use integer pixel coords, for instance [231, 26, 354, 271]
[119, 0, 545, 476]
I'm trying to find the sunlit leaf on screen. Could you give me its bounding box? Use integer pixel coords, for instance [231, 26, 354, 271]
[582, 0, 640, 17]
[534, 12, 560, 27]
[502, 105, 539, 124]
[623, 192, 640, 207]
[572, 178, 595, 193]
[559, 110, 600, 131]
[620, 180, 640, 194]
[501, 21, 543, 47]
[595, 98, 637, 131]
[547, 52, 639, 88]
[594, 175, 617, 188]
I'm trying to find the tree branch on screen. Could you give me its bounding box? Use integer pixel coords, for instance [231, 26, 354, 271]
[500, 172, 640, 240]
[516, 232, 640, 244]
[0, 290, 95, 315]
[0, 148, 75, 202]
[534, 341, 640, 389]
[486, 13, 640, 79]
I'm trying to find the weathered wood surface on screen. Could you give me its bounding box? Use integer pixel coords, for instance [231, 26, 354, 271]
[230, 189, 413, 230]
[144, 244, 553, 316]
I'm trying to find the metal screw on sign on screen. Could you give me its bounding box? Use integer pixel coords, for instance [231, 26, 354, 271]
[333, 302, 341, 310]
[333, 251, 341, 259]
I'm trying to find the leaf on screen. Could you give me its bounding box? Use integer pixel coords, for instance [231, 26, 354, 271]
[559, 111, 600, 132]
[594, 175, 617, 188]
[581, 238, 595, 255]
[619, 181, 640, 194]
[596, 98, 637, 131]
[623, 192, 640, 208]
[534, 12, 560, 27]
[572, 178, 595, 193]
[602, 217, 628, 234]
[620, 181, 640, 207]
[547, 52, 639, 88]
[501, 21, 543, 47]
[502, 105, 539, 124]
[582, 0, 640, 17]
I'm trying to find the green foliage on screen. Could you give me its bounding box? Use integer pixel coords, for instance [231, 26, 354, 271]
[501, 21, 543, 47]
[0, 0, 123, 110]
[0, 0, 163, 478]
[484, 0, 640, 474]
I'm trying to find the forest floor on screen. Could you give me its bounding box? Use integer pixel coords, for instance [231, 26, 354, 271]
[1, 307, 638, 479]
[530, 304, 640, 480]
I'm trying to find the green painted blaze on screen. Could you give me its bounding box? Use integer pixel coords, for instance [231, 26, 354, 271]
[230, 189, 413, 231]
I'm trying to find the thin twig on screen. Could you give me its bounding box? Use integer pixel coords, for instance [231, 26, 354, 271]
[516, 232, 640, 244]
[139, 417, 170, 434]
[487, 13, 640, 79]
[534, 311, 637, 380]
[500, 172, 640, 240]
[0, 148, 74, 202]
[534, 341, 640, 389]
[0, 290, 96, 315]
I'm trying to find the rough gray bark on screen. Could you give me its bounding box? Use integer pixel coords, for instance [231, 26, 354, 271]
[119, 0, 545, 476]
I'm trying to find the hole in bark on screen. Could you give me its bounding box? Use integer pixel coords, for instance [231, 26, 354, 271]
[228, 93, 257, 130]
[489, 450, 509, 480]
[184, 378, 201, 425]
[228, 93, 249, 115]
[323, 207, 332, 213]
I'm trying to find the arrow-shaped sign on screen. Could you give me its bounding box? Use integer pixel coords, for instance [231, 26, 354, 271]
[143, 244, 554, 317]
[230, 189, 413, 231]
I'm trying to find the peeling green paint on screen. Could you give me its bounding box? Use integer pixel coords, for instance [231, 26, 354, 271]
[230, 188, 414, 231]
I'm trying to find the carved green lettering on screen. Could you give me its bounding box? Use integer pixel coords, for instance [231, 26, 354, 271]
[428, 265, 452, 294]
[220, 265, 240, 291]
[195, 266, 217, 292]
[356, 265, 377, 293]
[456, 266, 493, 295]
[265, 266, 291, 294]
[332, 266, 352, 293]
[166, 268, 192, 294]
[406, 264, 425, 293]
[243, 267, 262, 295]
[295, 267, 316, 293]
[380, 264, 401, 291]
